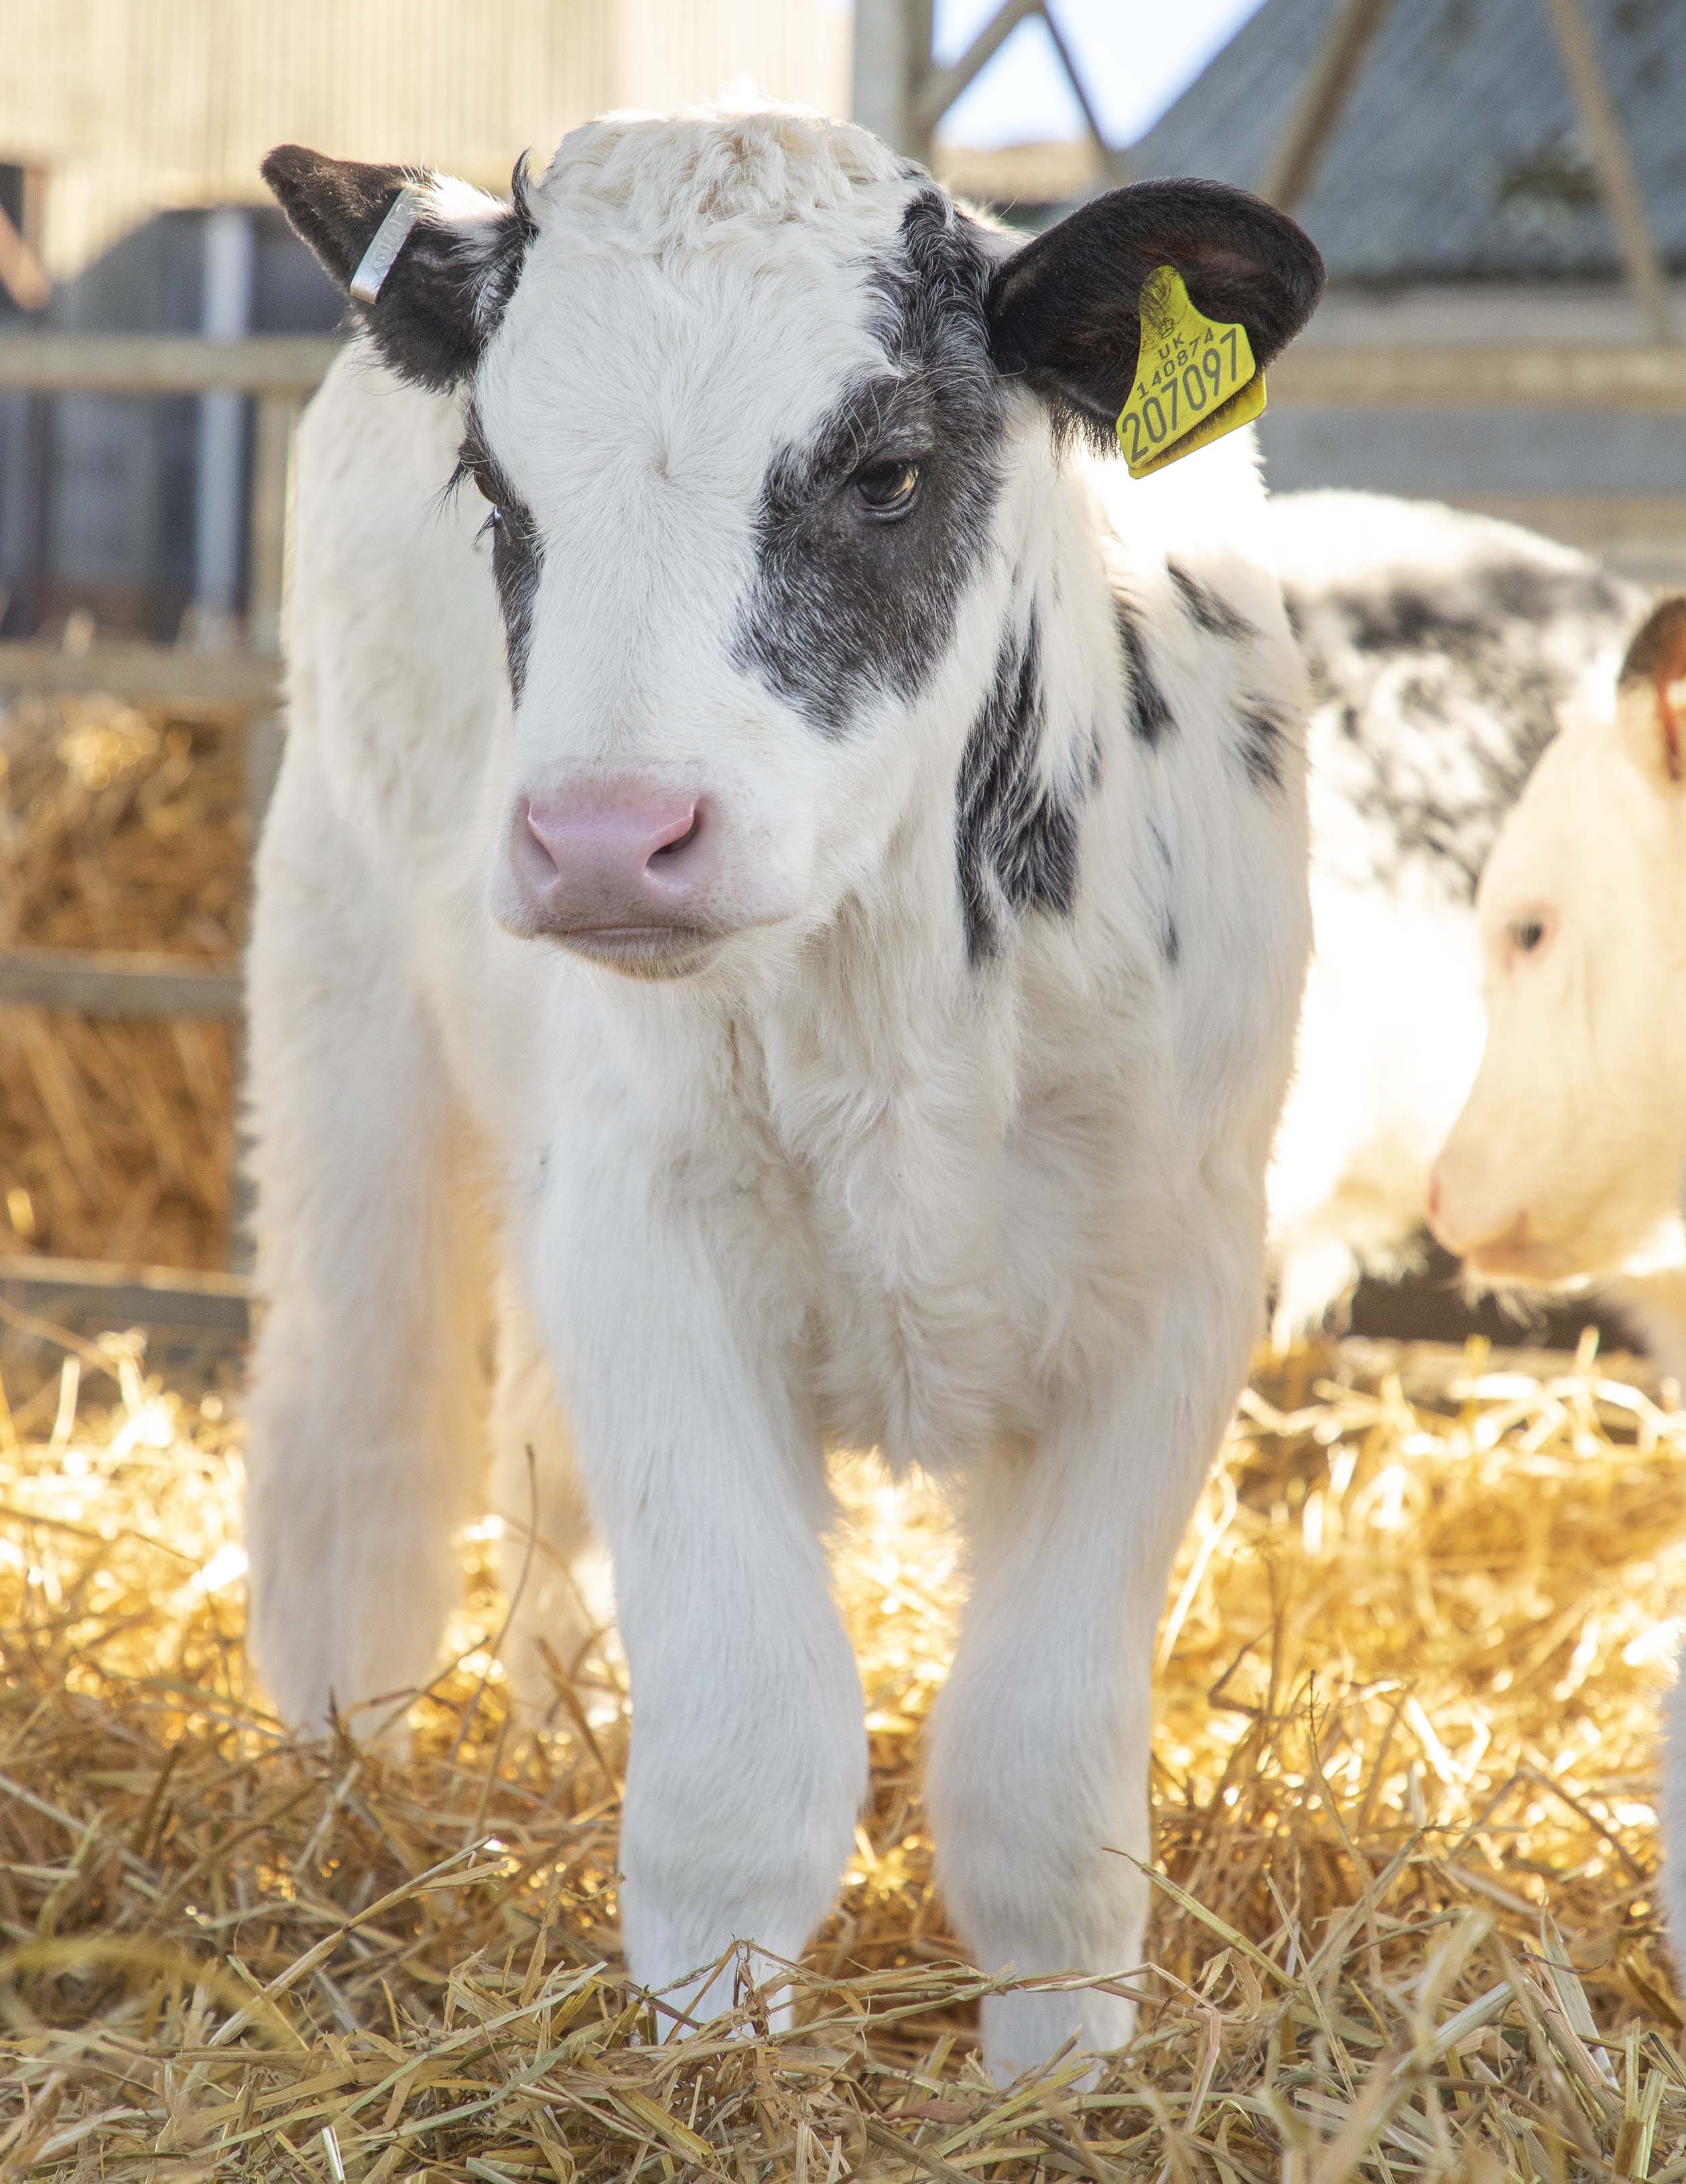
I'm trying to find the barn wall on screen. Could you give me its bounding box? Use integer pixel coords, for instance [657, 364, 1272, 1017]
[0, 0, 848, 281]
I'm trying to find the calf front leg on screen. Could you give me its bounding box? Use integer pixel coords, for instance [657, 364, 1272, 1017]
[525, 1150, 865, 2023]
[927, 1219, 1260, 2082]
[245, 767, 489, 1739]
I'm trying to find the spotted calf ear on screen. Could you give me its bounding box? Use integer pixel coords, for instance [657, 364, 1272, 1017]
[262, 145, 537, 393]
[984, 178, 1324, 443]
[1616, 596, 1686, 788]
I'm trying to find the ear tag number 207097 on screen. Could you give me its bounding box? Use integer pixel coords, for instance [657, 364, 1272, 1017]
[1114, 265, 1264, 480]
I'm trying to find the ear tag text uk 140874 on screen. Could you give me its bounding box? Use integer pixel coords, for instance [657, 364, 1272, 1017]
[1115, 265, 1264, 480]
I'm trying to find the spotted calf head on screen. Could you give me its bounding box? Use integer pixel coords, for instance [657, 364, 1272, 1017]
[267, 112, 1322, 981]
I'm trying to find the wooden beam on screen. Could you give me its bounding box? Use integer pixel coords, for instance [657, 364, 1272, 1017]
[0, 948, 242, 1020]
[1037, 6, 1128, 194]
[915, 0, 1041, 135]
[1267, 341, 1686, 409]
[1258, 0, 1399, 214]
[0, 1254, 251, 1337]
[1542, 0, 1675, 343]
[0, 642, 281, 708]
[0, 334, 340, 396]
[852, 0, 937, 163]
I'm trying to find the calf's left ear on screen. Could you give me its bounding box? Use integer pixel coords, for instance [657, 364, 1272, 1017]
[262, 145, 537, 394]
[1616, 596, 1686, 788]
[985, 178, 1324, 438]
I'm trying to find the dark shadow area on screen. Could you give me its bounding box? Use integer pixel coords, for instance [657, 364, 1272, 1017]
[1343, 1233, 1634, 1353]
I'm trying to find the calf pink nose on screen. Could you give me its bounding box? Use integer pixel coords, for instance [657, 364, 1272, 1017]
[1425, 1164, 1470, 1255]
[513, 784, 711, 936]
[1427, 1166, 1528, 1263]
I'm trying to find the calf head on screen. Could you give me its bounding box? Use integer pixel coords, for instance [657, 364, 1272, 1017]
[1431, 596, 1686, 1286]
[266, 111, 1321, 981]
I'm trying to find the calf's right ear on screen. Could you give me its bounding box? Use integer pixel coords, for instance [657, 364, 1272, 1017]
[985, 178, 1324, 443]
[262, 145, 537, 393]
[1616, 596, 1686, 789]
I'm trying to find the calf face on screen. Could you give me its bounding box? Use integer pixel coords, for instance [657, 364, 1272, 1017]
[266, 111, 1321, 982]
[1429, 597, 1686, 1286]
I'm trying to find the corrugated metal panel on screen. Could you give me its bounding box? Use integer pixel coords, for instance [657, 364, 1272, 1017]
[0, 0, 848, 277]
[1130, 0, 1686, 283]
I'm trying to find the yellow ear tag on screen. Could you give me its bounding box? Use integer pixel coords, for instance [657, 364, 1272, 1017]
[1115, 265, 1264, 480]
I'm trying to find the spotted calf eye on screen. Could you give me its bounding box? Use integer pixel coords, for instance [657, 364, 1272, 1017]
[1509, 916, 1547, 953]
[852, 459, 922, 517]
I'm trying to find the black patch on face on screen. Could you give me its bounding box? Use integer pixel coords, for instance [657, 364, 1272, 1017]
[458, 403, 544, 699]
[1112, 590, 1174, 746]
[733, 192, 1006, 737]
[1236, 703, 1287, 792]
[955, 611, 1082, 963]
[1167, 560, 1254, 642]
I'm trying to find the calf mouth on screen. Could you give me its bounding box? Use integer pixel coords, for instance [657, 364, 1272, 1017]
[1465, 1237, 1579, 1287]
[552, 924, 724, 979]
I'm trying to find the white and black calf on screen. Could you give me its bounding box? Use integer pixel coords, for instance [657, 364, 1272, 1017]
[250, 109, 1322, 2079]
[1261, 493, 1647, 1346]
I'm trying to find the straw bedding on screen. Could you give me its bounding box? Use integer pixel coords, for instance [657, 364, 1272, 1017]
[0, 692, 244, 1270]
[3, 1324, 1685, 2181]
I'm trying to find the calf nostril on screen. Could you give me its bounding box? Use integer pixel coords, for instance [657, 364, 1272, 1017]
[647, 805, 701, 866]
[1426, 1172, 1442, 1225]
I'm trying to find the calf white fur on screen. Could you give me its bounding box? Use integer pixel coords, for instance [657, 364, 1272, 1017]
[249, 109, 1323, 2077]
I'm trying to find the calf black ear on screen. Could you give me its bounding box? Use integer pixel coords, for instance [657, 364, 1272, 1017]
[986, 179, 1324, 441]
[1616, 595, 1686, 787]
[262, 145, 537, 393]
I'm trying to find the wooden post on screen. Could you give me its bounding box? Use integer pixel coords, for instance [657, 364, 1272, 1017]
[851, 0, 935, 165]
[1258, 0, 1399, 214]
[1542, 0, 1675, 342]
[229, 391, 299, 1274]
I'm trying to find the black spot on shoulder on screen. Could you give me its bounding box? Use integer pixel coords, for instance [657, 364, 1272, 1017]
[1484, 559, 1628, 628]
[1147, 817, 1179, 968]
[1297, 546, 1643, 902]
[1112, 589, 1174, 746]
[734, 192, 1005, 736]
[956, 610, 1082, 963]
[1167, 560, 1254, 642]
[458, 400, 543, 699]
[1236, 703, 1286, 792]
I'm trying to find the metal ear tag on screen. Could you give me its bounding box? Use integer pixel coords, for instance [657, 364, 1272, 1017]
[350, 186, 428, 305]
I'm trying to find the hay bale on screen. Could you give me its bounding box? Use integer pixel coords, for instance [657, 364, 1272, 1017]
[0, 693, 246, 1270]
[2, 1330, 1685, 2177]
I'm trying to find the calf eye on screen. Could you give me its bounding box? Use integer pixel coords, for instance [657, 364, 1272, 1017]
[1509, 916, 1547, 953]
[852, 459, 922, 518]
